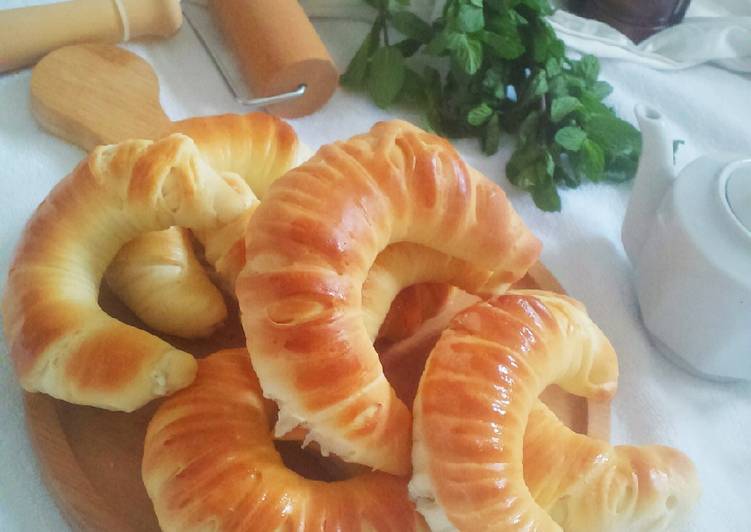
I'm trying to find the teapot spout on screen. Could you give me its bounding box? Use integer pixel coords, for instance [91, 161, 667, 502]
[622, 104, 676, 265]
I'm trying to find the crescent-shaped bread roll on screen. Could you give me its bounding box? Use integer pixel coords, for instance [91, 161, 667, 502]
[237, 120, 542, 475]
[410, 290, 700, 531]
[2, 134, 254, 411]
[142, 349, 428, 532]
[105, 227, 228, 338]
[104, 113, 301, 337]
[524, 402, 700, 531]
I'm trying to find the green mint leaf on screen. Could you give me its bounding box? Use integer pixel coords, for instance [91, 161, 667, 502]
[543, 148, 555, 177]
[520, 0, 554, 16]
[482, 113, 502, 155]
[480, 30, 524, 60]
[550, 96, 582, 123]
[532, 182, 562, 212]
[340, 21, 381, 89]
[390, 11, 433, 43]
[367, 46, 406, 108]
[590, 80, 613, 100]
[577, 139, 605, 182]
[398, 68, 426, 104]
[482, 66, 506, 99]
[507, 143, 542, 183]
[545, 57, 562, 77]
[555, 126, 587, 151]
[518, 110, 541, 144]
[585, 115, 641, 157]
[603, 154, 639, 183]
[468, 102, 494, 126]
[577, 54, 600, 83]
[530, 69, 549, 97]
[456, 4, 485, 33]
[425, 30, 463, 55]
[548, 75, 568, 98]
[453, 35, 483, 75]
[394, 38, 422, 57]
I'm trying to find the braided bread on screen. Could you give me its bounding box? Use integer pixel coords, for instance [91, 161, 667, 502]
[2, 134, 254, 411]
[237, 120, 541, 475]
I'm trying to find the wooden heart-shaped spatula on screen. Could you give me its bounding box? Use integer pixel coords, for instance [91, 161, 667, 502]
[31, 43, 172, 151]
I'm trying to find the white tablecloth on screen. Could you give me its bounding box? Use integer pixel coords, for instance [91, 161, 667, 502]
[1, 4, 750, 531]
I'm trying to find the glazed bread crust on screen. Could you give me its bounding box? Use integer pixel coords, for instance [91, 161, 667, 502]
[2, 134, 254, 411]
[410, 290, 619, 531]
[237, 120, 541, 475]
[105, 113, 301, 336]
[524, 402, 700, 532]
[142, 349, 428, 532]
[105, 227, 228, 339]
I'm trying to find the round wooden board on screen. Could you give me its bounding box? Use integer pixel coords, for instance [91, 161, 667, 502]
[23, 262, 611, 532]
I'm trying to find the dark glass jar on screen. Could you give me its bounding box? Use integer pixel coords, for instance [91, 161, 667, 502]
[577, 0, 692, 43]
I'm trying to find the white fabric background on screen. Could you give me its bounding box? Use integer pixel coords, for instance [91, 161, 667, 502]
[1, 1, 750, 530]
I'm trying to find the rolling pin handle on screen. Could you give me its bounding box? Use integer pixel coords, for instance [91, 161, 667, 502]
[0, 0, 182, 73]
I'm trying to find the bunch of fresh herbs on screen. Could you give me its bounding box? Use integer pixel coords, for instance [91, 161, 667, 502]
[341, 0, 641, 211]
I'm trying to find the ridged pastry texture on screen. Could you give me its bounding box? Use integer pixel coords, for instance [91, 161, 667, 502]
[105, 227, 227, 338]
[237, 120, 542, 475]
[142, 349, 428, 532]
[410, 290, 697, 531]
[524, 402, 700, 532]
[105, 113, 302, 337]
[2, 134, 254, 411]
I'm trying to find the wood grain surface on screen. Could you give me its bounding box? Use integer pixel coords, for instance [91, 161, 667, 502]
[30, 44, 172, 151]
[23, 262, 611, 532]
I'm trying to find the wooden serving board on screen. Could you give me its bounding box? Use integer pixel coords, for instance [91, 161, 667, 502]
[24, 262, 611, 532]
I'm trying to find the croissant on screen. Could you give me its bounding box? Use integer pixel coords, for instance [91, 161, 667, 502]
[237, 120, 542, 475]
[142, 349, 428, 532]
[524, 402, 700, 531]
[104, 113, 302, 337]
[104, 227, 227, 338]
[2, 134, 254, 411]
[410, 290, 698, 531]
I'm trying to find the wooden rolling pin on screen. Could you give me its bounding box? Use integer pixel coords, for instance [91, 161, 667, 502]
[210, 0, 339, 118]
[0, 0, 182, 73]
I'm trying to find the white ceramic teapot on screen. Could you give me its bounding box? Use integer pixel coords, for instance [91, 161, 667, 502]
[622, 104, 751, 381]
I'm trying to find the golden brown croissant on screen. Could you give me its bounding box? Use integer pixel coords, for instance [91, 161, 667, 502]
[237, 120, 541, 475]
[2, 134, 254, 411]
[142, 349, 428, 532]
[524, 402, 700, 532]
[104, 227, 228, 338]
[410, 290, 698, 531]
[104, 113, 302, 337]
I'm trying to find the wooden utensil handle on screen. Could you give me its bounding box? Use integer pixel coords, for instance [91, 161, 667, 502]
[0, 0, 182, 73]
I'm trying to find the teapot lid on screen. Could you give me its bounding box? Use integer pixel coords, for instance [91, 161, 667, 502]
[726, 163, 751, 234]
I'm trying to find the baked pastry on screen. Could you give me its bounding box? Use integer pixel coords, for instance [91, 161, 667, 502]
[523, 402, 700, 531]
[410, 290, 698, 531]
[376, 282, 452, 345]
[142, 349, 428, 532]
[105, 113, 303, 336]
[105, 227, 227, 338]
[2, 134, 254, 411]
[237, 120, 541, 475]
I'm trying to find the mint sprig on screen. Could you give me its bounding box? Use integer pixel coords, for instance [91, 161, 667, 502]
[342, 0, 641, 212]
